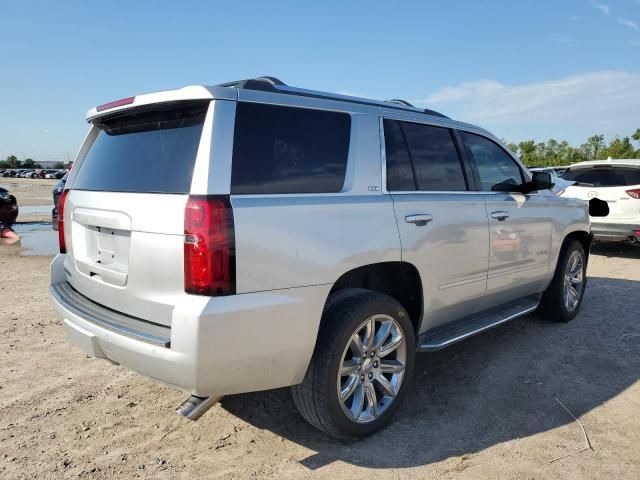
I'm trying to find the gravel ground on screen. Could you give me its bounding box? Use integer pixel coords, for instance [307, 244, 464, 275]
[0, 183, 638, 479]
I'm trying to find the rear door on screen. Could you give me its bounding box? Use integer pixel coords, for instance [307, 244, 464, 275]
[563, 166, 640, 221]
[62, 101, 210, 326]
[383, 118, 490, 332]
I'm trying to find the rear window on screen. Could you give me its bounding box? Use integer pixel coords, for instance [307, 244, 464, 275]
[73, 101, 208, 193]
[563, 167, 640, 187]
[231, 102, 351, 194]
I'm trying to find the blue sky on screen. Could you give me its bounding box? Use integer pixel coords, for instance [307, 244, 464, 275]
[1, 0, 639, 162]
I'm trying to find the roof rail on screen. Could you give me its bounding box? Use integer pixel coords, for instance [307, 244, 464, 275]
[216, 77, 449, 118]
[386, 99, 416, 108]
[217, 76, 285, 91]
[422, 108, 448, 118]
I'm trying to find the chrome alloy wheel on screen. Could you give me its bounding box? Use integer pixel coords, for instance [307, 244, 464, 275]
[336, 314, 407, 424]
[563, 250, 584, 312]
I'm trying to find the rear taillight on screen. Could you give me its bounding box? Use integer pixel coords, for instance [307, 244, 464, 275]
[58, 190, 69, 253]
[184, 196, 235, 296]
[625, 188, 640, 199]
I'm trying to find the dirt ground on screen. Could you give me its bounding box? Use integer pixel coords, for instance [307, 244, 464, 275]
[0, 181, 638, 479]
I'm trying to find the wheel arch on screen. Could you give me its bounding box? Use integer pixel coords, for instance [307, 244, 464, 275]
[562, 230, 593, 262]
[326, 261, 423, 334]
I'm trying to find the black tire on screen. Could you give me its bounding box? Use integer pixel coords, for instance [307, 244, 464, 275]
[539, 240, 587, 322]
[291, 288, 416, 440]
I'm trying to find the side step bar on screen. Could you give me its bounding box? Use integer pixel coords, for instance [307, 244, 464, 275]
[176, 395, 223, 421]
[418, 294, 541, 352]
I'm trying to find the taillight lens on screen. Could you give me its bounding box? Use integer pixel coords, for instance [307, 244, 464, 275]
[58, 190, 69, 253]
[96, 96, 135, 112]
[625, 188, 640, 199]
[184, 196, 235, 296]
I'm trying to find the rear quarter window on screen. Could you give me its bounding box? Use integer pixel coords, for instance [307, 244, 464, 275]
[73, 101, 208, 194]
[231, 103, 351, 194]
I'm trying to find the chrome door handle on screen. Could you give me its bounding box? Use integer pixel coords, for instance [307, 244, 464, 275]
[491, 211, 510, 221]
[405, 214, 433, 226]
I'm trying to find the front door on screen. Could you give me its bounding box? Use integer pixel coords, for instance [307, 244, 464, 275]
[459, 131, 552, 307]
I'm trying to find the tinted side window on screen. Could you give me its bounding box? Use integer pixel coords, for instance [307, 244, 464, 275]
[384, 119, 467, 191]
[563, 167, 640, 187]
[231, 103, 351, 194]
[461, 132, 524, 192]
[384, 119, 416, 191]
[74, 102, 208, 194]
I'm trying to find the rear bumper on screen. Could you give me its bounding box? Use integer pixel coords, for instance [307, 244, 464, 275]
[50, 255, 329, 396]
[591, 221, 640, 242]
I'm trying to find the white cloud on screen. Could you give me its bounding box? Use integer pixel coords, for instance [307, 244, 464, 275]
[569, 15, 581, 21]
[414, 71, 640, 142]
[42, 129, 51, 134]
[591, 1, 611, 15]
[548, 34, 577, 46]
[618, 17, 640, 31]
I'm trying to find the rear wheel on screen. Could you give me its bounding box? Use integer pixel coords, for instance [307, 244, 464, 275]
[539, 240, 587, 322]
[292, 288, 415, 439]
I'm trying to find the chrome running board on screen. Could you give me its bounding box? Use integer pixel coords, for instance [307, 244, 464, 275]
[176, 395, 223, 421]
[418, 294, 541, 352]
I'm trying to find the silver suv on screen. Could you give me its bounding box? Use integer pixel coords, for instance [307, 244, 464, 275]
[50, 77, 592, 439]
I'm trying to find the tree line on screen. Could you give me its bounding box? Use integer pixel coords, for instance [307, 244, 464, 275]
[505, 128, 640, 167]
[0, 155, 65, 169]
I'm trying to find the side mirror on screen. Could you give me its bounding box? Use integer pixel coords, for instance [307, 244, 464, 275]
[530, 171, 554, 191]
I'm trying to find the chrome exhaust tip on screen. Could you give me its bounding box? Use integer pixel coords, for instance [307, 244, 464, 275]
[176, 395, 223, 421]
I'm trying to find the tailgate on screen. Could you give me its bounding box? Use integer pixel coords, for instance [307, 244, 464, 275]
[61, 101, 210, 326]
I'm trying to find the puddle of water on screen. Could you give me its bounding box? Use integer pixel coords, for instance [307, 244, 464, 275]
[0, 222, 59, 256]
[19, 204, 53, 215]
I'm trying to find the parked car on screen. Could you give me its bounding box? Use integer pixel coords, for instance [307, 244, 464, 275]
[561, 159, 640, 244]
[50, 77, 592, 439]
[51, 173, 68, 230]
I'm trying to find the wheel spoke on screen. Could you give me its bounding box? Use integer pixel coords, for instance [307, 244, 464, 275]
[364, 382, 378, 416]
[379, 332, 404, 358]
[372, 320, 392, 351]
[569, 286, 579, 305]
[571, 269, 583, 284]
[350, 383, 365, 418]
[349, 333, 365, 358]
[363, 317, 375, 351]
[379, 359, 404, 374]
[340, 359, 360, 376]
[375, 374, 396, 398]
[340, 375, 359, 400]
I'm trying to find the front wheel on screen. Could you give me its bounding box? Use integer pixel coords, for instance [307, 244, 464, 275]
[539, 240, 587, 322]
[292, 288, 415, 440]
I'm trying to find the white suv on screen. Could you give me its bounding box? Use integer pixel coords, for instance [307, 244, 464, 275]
[561, 159, 640, 244]
[50, 77, 592, 439]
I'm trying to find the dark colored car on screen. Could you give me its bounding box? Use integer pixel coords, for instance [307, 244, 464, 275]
[51, 173, 68, 230]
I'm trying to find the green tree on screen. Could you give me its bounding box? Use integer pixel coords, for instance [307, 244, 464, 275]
[22, 158, 37, 168]
[4, 155, 21, 168]
[517, 140, 539, 166]
[632, 128, 640, 142]
[576, 135, 604, 160]
[53, 161, 65, 169]
[600, 137, 636, 159]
